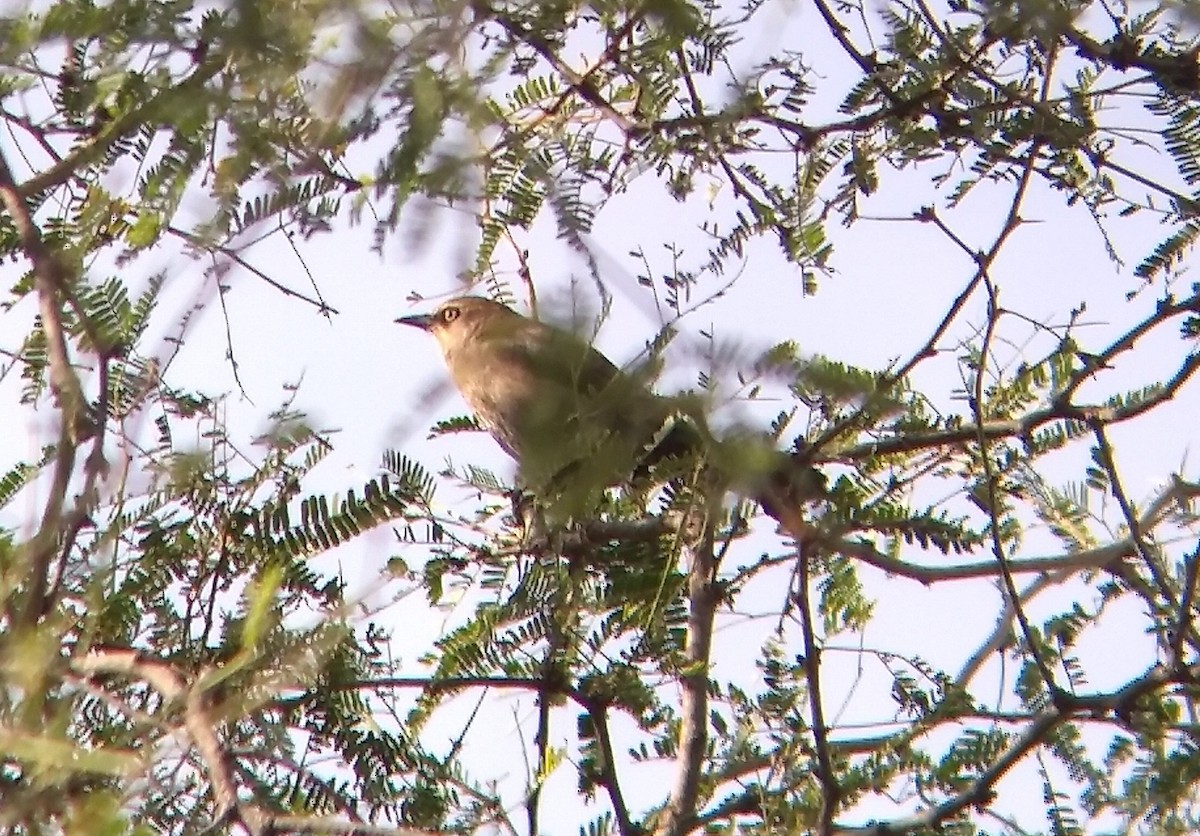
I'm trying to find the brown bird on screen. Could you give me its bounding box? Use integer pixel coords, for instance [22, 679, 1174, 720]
[396, 295, 823, 525]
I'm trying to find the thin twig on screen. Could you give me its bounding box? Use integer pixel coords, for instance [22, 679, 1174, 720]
[1091, 422, 1177, 609]
[975, 277, 1062, 698]
[169, 225, 339, 315]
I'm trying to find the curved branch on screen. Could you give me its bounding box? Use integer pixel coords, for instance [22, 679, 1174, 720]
[17, 57, 226, 201]
[832, 665, 1180, 834]
[0, 149, 86, 630]
[830, 290, 1200, 464]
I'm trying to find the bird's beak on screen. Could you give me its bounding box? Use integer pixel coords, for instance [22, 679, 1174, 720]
[395, 313, 435, 331]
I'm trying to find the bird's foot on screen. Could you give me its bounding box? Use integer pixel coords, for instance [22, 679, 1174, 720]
[509, 488, 551, 548]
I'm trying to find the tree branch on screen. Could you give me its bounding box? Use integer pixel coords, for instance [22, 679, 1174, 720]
[795, 540, 840, 832]
[16, 57, 226, 201]
[580, 699, 637, 836]
[0, 149, 87, 630]
[657, 515, 720, 836]
[72, 650, 245, 830]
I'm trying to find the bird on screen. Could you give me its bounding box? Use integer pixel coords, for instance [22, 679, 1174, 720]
[396, 295, 824, 528]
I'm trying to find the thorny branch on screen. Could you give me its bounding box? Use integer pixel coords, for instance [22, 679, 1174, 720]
[975, 276, 1064, 699]
[833, 663, 1189, 834]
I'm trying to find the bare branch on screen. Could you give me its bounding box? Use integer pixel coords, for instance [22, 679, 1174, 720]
[833, 534, 1133, 584]
[656, 515, 720, 836]
[795, 540, 840, 833]
[580, 699, 637, 836]
[168, 225, 340, 315]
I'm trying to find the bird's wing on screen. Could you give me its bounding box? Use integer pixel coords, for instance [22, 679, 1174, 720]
[500, 322, 624, 396]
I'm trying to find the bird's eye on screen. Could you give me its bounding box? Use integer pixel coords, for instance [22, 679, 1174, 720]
[442, 306, 460, 324]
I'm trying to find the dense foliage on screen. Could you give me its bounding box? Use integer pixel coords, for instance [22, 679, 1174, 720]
[1, 0, 1199, 833]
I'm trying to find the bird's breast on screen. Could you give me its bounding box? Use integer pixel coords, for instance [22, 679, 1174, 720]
[449, 349, 540, 458]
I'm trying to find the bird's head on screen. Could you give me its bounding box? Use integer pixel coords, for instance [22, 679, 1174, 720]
[395, 296, 521, 358]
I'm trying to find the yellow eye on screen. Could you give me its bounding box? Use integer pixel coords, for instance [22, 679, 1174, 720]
[442, 306, 460, 324]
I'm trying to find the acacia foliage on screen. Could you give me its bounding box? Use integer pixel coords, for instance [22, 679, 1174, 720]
[0, 0, 1199, 834]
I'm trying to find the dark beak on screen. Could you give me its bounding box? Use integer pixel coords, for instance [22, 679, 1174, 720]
[395, 313, 435, 331]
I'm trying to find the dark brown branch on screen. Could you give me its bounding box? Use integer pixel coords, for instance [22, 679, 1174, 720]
[1064, 27, 1200, 91]
[795, 540, 840, 833]
[580, 700, 637, 836]
[810, 0, 896, 104]
[1056, 290, 1200, 407]
[1095, 155, 1199, 211]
